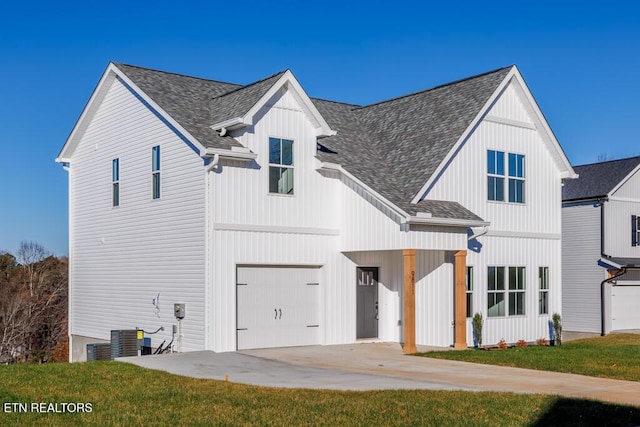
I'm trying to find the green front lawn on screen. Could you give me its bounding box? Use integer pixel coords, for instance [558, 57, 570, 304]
[418, 333, 640, 382]
[1, 361, 639, 426]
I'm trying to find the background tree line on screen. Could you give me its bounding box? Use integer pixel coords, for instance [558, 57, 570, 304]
[0, 241, 68, 363]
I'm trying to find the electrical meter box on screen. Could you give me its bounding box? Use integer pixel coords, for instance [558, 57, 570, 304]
[174, 303, 185, 319]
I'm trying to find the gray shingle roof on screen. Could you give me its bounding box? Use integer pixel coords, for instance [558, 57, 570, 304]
[562, 156, 640, 201]
[114, 63, 513, 222]
[209, 71, 286, 125]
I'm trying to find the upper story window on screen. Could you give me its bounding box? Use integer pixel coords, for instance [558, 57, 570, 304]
[633, 215, 639, 247]
[152, 146, 160, 199]
[487, 150, 505, 201]
[487, 150, 525, 204]
[508, 153, 525, 203]
[112, 158, 120, 207]
[269, 137, 294, 195]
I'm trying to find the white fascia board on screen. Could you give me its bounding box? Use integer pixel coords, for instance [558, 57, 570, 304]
[410, 66, 577, 203]
[56, 65, 117, 163]
[57, 63, 208, 162]
[318, 162, 409, 219]
[608, 163, 640, 197]
[245, 71, 335, 137]
[409, 67, 516, 204]
[599, 257, 623, 270]
[406, 216, 490, 228]
[210, 117, 246, 131]
[205, 147, 257, 161]
[112, 65, 208, 156]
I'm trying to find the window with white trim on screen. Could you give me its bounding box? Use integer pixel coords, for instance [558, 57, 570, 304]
[632, 215, 639, 247]
[488, 266, 526, 317]
[112, 158, 120, 207]
[466, 266, 473, 318]
[487, 266, 505, 317]
[487, 150, 505, 201]
[508, 153, 525, 203]
[487, 150, 525, 203]
[269, 137, 294, 194]
[508, 266, 526, 316]
[539, 267, 549, 315]
[152, 146, 160, 199]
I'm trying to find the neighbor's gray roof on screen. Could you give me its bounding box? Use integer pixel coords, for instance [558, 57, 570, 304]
[115, 63, 513, 221]
[562, 156, 640, 201]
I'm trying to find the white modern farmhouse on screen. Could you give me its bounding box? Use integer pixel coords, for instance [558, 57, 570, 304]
[562, 156, 640, 336]
[57, 63, 576, 361]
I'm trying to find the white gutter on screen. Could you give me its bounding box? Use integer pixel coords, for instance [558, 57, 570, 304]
[204, 147, 257, 161]
[468, 225, 490, 240]
[406, 216, 490, 228]
[210, 117, 245, 131]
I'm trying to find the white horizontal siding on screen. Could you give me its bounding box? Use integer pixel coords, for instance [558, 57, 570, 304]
[604, 199, 640, 258]
[561, 203, 603, 333]
[69, 77, 206, 355]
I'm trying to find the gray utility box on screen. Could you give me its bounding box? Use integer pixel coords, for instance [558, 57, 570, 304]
[87, 343, 111, 361]
[174, 303, 185, 319]
[110, 330, 139, 359]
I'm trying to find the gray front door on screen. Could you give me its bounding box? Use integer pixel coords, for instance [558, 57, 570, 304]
[356, 267, 379, 339]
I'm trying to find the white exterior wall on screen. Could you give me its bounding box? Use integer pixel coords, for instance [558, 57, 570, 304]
[605, 198, 640, 258]
[561, 202, 603, 333]
[69, 77, 206, 359]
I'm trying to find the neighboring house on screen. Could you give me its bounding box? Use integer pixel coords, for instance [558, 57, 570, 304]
[57, 63, 576, 361]
[562, 156, 640, 336]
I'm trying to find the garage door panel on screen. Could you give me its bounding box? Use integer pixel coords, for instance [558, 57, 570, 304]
[237, 266, 320, 350]
[611, 284, 640, 331]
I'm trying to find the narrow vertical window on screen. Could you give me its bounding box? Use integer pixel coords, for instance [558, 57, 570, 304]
[269, 137, 294, 194]
[539, 267, 549, 315]
[487, 266, 505, 317]
[508, 266, 526, 315]
[487, 150, 505, 201]
[632, 215, 638, 247]
[152, 146, 160, 199]
[466, 266, 473, 318]
[112, 158, 120, 207]
[508, 153, 525, 203]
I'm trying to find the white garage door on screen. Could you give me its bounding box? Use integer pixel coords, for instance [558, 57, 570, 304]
[611, 284, 640, 331]
[236, 266, 320, 350]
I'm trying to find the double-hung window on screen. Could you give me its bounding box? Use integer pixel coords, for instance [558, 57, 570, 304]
[152, 146, 160, 199]
[112, 158, 120, 207]
[487, 150, 505, 201]
[269, 137, 294, 194]
[632, 215, 639, 246]
[508, 153, 525, 203]
[487, 150, 525, 203]
[466, 266, 474, 318]
[487, 266, 505, 317]
[508, 267, 526, 316]
[539, 267, 549, 315]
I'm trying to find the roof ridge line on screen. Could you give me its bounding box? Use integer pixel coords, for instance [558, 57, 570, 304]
[354, 65, 514, 111]
[311, 97, 361, 108]
[114, 62, 242, 87]
[210, 69, 289, 100]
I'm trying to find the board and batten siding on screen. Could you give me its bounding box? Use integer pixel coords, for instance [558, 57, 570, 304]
[605, 199, 640, 258]
[69, 76, 206, 359]
[561, 202, 603, 333]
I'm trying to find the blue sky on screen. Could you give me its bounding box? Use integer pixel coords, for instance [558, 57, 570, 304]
[1, 1, 638, 256]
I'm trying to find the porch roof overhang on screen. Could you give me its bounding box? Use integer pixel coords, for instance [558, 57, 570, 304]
[598, 257, 640, 270]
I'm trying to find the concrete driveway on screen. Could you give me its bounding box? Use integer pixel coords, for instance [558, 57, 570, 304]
[119, 342, 640, 407]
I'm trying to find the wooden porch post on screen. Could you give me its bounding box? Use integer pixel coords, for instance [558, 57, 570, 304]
[454, 250, 468, 349]
[403, 249, 417, 354]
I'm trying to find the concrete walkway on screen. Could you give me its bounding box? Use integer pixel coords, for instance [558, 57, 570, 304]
[120, 342, 640, 407]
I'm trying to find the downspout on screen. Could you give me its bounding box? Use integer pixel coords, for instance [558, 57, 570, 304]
[600, 268, 627, 336]
[468, 226, 489, 240]
[206, 154, 220, 172]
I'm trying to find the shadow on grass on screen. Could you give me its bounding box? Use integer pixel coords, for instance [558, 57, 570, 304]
[533, 398, 640, 426]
